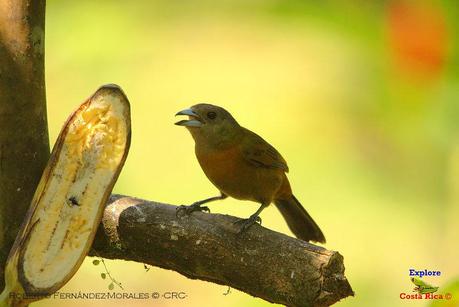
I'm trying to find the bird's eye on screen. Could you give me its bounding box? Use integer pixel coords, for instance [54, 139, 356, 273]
[207, 111, 217, 119]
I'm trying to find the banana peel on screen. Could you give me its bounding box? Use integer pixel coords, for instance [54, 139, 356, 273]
[0, 84, 131, 306]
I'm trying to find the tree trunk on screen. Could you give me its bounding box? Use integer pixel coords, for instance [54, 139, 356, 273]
[0, 0, 49, 291]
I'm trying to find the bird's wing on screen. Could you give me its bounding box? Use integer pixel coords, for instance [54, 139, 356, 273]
[240, 128, 289, 172]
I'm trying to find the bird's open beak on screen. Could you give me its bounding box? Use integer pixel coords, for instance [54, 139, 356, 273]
[175, 108, 203, 127]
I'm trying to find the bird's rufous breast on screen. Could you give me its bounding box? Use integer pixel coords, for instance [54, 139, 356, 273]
[195, 144, 285, 204]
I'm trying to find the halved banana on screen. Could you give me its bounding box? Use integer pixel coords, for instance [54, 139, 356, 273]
[1, 84, 131, 306]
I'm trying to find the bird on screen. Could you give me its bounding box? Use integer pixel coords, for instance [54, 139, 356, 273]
[174, 103, 325, 243]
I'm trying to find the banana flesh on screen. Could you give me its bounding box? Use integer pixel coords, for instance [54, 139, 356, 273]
[1, 84, 131, 306]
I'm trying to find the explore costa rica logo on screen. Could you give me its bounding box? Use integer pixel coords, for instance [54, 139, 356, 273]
[399, 269, 452, 301]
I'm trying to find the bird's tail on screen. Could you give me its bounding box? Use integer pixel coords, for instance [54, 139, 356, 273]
[274, 195, 325, 243]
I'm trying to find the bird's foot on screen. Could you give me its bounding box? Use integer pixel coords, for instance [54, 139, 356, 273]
[176, 202, 210, 217]
[233, 215, 262, 234]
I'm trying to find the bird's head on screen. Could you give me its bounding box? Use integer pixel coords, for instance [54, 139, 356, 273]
[175, 103, 241, 147]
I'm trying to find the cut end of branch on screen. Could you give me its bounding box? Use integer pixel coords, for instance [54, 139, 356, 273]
[315, 252, 354, 306]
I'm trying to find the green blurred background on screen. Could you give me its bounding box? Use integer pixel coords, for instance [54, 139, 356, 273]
[37, 0, 459, 306]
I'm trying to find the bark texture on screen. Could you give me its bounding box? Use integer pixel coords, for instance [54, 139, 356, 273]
[91, 195, 354, 307]
[0, 0, 50, 291]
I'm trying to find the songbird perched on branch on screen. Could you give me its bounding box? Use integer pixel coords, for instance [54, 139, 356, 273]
[175, 103, 325, 243]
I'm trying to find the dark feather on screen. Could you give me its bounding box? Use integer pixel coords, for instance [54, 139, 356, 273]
[240, 128, 289, 172]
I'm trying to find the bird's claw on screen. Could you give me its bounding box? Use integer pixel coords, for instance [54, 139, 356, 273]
[197, 205, 210, 213]
[176, 203, 210, 217]
[233, 215, 262, 234]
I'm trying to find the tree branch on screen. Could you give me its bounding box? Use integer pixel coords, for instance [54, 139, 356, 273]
[90, 195, 353, 307]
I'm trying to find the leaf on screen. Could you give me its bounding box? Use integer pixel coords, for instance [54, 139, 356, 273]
[101, 273, 106, 279]
[92, 259, 100, 266]
[108, 283, 114, 290]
